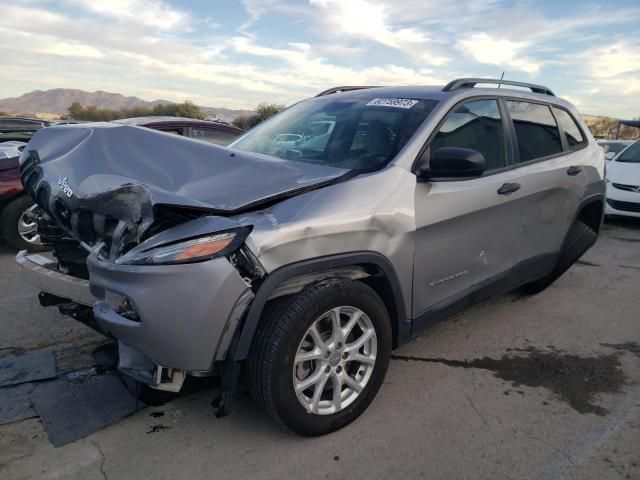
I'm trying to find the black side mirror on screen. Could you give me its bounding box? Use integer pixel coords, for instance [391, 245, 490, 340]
[415, 147, 486, 179]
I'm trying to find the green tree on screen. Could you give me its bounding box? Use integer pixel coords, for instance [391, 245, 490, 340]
[67, 101, 205, 121]
[232, 102, 285, 129]
[232, 114, 254, 130]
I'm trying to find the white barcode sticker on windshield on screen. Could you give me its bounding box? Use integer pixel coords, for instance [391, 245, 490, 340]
[366, 98, 418, 109]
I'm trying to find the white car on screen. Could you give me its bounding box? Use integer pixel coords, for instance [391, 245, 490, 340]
[605, 140, 640, 218]
[597, 139, 634, 160]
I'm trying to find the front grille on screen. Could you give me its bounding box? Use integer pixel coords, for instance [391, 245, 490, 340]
[35, 184, 51, 211]
[17, 149, 133, 259]
[612, 183, 640, 193]
[53, 198, 71, 228]
[607, 199, 640, 213]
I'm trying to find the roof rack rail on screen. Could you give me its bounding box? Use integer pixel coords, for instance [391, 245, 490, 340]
[442, 78, 555, 97]
[315, 86, 380, 97]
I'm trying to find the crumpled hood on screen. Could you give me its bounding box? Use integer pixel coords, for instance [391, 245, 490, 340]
[20, 123, 350, 256]
[22, 123, 350, 211]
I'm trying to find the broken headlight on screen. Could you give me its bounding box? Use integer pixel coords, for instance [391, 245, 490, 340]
[115, 228, 249, 266]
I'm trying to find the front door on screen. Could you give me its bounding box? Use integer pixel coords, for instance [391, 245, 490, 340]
[412, 98, 522, 322]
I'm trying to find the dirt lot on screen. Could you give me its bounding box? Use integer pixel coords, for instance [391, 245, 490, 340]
[1, 218, 639, 480]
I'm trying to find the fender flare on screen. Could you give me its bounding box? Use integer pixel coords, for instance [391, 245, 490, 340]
[567, 192, 605, 237]
[233, 251, 410, 360]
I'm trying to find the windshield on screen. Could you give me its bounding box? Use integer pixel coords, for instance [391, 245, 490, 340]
[616, 142, 640, 163]
[230, 95, 438, 171]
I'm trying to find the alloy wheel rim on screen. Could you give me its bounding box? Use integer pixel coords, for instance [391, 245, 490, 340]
[292, 306, 377, 415]
[17, 209, 42, 245]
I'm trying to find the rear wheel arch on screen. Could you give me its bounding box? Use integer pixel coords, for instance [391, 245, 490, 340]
[234, 252, 409, 361]
[576, 198, 604, 233]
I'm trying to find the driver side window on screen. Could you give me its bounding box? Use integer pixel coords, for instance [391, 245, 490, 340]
[431, 99, 507, 172]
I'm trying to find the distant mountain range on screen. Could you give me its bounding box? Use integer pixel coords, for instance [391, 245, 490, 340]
[0, 88, 254, 123]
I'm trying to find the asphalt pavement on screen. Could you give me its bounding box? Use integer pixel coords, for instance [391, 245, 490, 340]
[1, 217, 639, 480]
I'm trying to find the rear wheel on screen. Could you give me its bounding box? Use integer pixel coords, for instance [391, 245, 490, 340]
[523, 219, 597, 294]
[248, 279, 391, 436]
[0, 196, 48, 251]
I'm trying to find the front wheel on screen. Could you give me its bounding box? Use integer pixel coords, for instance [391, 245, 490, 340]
[248, 279, 392, 436]
[0, 196, 48, 252]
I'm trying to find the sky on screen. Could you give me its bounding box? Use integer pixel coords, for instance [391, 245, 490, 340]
[0, 0, 638, 118]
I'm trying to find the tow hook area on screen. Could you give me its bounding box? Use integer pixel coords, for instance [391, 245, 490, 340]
[118, 341, 186, 392]
[151, 366, 186, 393]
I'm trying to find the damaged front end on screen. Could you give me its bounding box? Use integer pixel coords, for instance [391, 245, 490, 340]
[17, 123, 349, 400]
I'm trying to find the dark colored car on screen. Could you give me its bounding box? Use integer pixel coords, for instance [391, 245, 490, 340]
[112, 116, 244, 146]
[0, 118, 51, 250]
[0, 141, 45, 251]
[0, 117, 243, 250]
[0, 117, 50, 144]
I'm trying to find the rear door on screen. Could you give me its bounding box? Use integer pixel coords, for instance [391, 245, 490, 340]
[502, 101, 588, 272]
[412, 98, 522, 319]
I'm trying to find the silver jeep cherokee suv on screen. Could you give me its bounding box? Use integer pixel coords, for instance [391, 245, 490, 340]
[18, 78, 605, 435]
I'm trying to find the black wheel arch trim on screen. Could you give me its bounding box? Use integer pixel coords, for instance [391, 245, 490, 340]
[233, 251, 410, 361]
[570, 192, 605, 234]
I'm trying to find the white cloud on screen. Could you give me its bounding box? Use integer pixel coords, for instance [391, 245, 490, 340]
[240, 0, 309, 31]
[1, 1, 639, 119]
[582, 41, 640, 80]
[230, 36, 446, 89]
[65, 0, 191, 30]
[309, 0, 449, 65]
[42, 41, 104, 59]
[456, 33, 540, 74]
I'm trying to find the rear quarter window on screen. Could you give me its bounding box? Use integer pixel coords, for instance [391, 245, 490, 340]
[506, 101, 563, 162]
[552, 108, 585, 148]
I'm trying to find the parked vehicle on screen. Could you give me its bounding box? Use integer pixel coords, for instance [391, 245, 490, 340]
[0, 141, 48, 251]
[112, 116, 244, 145]
[0, 116, 49, 137]
[597, 139, 634, 160]
[17, 78, 604, 435]
[0, 118, 52, 250]
[1, 117, 243, 251]
[605, 140, 640, 218]
[0, 117, 50, 144]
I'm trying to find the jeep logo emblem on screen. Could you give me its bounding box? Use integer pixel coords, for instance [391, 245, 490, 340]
[57, 176, 74, 198]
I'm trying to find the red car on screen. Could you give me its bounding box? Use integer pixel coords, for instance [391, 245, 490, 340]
[0, 117, 244, 250]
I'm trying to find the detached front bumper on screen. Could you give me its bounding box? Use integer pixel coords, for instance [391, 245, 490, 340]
[87, 253, 254, 375]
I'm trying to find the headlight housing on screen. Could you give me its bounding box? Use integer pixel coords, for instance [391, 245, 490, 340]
[115, 228, 249, 266]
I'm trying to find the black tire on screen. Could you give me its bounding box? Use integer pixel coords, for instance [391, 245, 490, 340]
[0, 196, 48, 252]
[523, 220, 597, 294]
[248, 279, 392, 436]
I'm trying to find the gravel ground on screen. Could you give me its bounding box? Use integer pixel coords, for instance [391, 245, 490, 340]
[0, 217, 639, 480]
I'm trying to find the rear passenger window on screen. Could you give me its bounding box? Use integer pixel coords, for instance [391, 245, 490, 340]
[552, 108, 585, 148]
[506, 101, 562, 162]
[431, 99, 506, 172]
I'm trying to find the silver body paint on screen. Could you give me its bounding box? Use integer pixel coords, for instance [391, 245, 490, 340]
[17, 86, 605, 382]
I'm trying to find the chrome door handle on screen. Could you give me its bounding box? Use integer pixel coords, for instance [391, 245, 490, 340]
[497, 183, 521, 195]
[567, 166, 582, 176]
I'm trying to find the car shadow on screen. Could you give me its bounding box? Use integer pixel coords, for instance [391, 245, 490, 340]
[603, 215, 640, 231]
